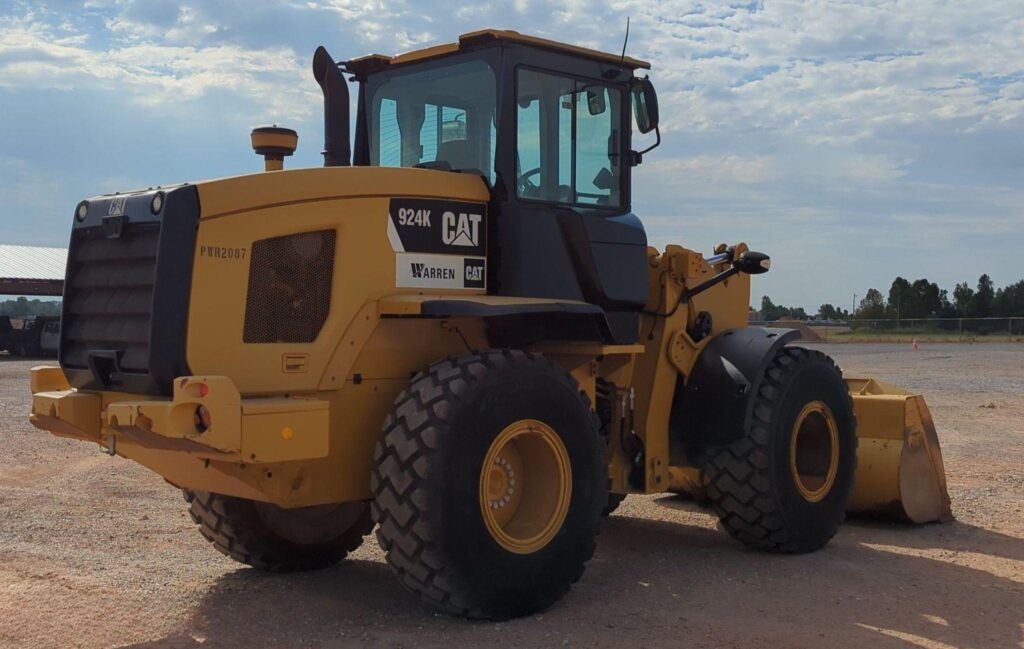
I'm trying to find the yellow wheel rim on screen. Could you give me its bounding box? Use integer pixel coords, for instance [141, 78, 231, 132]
[479, 419, 572, 554]
[789, 401, 840, 503]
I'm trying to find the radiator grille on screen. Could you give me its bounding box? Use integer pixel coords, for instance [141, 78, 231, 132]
[61, 223, 159, 373]
[243, 230, 336, 343]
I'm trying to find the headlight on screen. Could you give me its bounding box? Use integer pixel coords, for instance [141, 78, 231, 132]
[150, 191, 164, 214]
[75, 201, 88, 222]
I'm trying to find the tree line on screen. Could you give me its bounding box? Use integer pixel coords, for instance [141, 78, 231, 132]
[0, 297, 62, 317]
[759, 274, 1024, 322]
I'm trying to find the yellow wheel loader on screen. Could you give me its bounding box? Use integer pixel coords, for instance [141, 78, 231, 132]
[28, 30, 951, 619]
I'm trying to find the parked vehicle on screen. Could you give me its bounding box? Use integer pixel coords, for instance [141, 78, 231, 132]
[6, 316, 59, 357]
[39, 319, 60, 357]
[0, 316, 13, 354]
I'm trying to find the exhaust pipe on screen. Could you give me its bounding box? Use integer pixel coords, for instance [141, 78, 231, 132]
[312, 46, 351, 167]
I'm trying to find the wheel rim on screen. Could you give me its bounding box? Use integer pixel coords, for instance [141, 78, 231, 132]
[789, 401, 840, 503]
[479, 419, 572, 554]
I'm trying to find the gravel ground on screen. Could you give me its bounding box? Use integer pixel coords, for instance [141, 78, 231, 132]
[1, 343, 1022, 649]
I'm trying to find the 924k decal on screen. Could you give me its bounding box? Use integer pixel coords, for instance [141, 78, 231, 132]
[387, 198, 487, 257]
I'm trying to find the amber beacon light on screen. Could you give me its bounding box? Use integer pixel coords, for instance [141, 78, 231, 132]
[251, 125, 298, 171]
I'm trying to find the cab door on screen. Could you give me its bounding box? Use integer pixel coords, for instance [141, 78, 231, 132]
[493, 66, 647, 338]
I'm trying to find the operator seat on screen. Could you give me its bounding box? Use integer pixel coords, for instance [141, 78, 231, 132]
[436, 139, 482, 175]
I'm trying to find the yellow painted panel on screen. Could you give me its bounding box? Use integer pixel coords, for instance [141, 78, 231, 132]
[240, 398, 329, 463]
[31, 390, 101, 440]
[851, 393, 910, 441]
[186, 190, 488, 394]
[196, 166, 488, 219]
[30, 366, 69, 393]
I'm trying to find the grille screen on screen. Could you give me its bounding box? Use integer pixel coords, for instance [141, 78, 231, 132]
[62, 222, 160, 372]
[243, 230, 336, 343]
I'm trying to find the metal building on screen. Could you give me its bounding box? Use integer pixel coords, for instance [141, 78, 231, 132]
[0, 245, 67, 296]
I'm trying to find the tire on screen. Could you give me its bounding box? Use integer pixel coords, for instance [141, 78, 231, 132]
[184, 490, 372, 571]
[704, 346, 857, 553]
[372, 350, 606, 620]
[602, 493, 626, 517]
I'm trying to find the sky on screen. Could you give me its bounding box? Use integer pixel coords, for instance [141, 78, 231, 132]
[1, 0, 1022, 311]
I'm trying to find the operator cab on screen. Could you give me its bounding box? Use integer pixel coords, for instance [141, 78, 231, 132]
[341, 30, 661, 343]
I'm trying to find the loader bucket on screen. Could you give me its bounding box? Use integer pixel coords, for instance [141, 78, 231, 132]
[846, 378, 953, 524]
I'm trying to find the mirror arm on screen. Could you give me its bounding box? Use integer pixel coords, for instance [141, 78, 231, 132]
[683, 265, 742, 301]
[630, 126, 661, 166]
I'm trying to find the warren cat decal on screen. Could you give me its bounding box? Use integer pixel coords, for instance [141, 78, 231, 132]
[396, 253, 486, 290]
[388, 198, 487, 290]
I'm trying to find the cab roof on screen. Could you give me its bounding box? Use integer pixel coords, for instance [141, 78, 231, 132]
[346, 29, 651, 75]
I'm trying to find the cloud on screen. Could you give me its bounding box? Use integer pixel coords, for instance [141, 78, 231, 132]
[0, 0, 1021, 308]
[0, 12, 314, 122]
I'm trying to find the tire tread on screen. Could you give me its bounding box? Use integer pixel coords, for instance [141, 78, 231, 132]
[184, 490, 372, 571]
[371, 349, 603, 619]
[705, 347, 857, 553]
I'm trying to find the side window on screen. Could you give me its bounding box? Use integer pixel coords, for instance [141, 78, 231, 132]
[418, 104, 440, 163]
[575, 85, 621, 206]
[516, 70, 573, 202]
[516, 94, 541, 195]
[377, 99, 487, 176]
[378, 98, 401, 166]
[515, 68, 623, 208]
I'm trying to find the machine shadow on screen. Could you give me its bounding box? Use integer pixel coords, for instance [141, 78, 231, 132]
[654, 492, 1024, 564]
[122, 511, 1023, 649]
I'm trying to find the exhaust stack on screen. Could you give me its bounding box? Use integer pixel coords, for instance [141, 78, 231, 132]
[312, 46, 351, 167]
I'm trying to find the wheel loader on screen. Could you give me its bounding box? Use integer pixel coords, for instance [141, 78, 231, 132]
[28, 29, 951, 619]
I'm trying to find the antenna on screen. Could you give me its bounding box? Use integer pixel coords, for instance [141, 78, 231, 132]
[619, 16, 631, 68]
[604, 16, 631, 78]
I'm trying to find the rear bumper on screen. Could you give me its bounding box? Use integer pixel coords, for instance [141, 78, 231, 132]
[30, 367, 329, 464]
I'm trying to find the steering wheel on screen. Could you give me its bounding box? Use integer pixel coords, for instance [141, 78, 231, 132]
[517, 167, 542, 197]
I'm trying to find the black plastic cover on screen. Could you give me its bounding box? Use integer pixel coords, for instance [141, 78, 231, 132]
[557, 210, 648, 311]
[60, 185, 199, 396]
[416, 299, 616, 347]
[673, 327, 800, 450]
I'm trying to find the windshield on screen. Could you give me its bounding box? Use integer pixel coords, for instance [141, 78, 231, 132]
[367, 59, 497, 182]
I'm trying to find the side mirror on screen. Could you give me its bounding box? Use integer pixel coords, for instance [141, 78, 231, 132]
[631, 77, 659, 134]
[735, 251, 771, 275]
[586, 89, 606, 115]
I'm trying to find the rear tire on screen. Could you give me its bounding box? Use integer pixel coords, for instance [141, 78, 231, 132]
[184, 490, 372, 571]
[372, 350, 606, 619]
[705, 347, 856, 553]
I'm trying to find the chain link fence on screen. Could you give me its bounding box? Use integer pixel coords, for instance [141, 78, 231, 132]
[749, 317, 1024, 343]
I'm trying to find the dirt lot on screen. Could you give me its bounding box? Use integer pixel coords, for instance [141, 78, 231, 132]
[1, 344, 1022, 649]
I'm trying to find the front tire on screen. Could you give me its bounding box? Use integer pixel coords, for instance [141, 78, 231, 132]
[184, 490, 372, 571]
[705, 347, 856, 553]
[371, 350, 606, 619]
[602, 493, 626, 517]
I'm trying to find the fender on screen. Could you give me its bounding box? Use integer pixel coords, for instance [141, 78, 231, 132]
[378, 294, 617, 346]
[673, 327, 800, 450]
